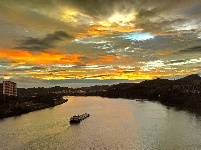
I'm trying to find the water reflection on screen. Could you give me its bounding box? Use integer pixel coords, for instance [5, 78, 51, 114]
[0, 96, 201, 149]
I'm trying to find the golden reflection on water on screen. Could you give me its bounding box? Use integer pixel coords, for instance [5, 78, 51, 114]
[0, 96, 201, 149]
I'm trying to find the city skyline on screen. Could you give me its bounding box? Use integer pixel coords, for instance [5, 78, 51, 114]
[0, 0, 201, 88]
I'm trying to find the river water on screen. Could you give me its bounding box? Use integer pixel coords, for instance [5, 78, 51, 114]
[0, 96, 201, 150]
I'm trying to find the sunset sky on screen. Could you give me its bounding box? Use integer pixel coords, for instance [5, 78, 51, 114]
[0, 0, 201, 88]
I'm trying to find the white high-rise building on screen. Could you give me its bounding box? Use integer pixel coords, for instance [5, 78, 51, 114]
[0, 81, 17, 96]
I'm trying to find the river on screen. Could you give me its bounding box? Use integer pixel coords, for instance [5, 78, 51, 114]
[0, 96, 201, 150]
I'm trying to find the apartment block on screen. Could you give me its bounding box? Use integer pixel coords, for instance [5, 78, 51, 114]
[0, 81, 17, 96]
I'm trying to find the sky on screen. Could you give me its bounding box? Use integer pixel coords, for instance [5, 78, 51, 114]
[0, 0, 201, 88]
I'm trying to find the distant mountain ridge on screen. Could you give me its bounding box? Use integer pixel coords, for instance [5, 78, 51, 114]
[177, 74, 201, 81]
[175, 74, 201, 85]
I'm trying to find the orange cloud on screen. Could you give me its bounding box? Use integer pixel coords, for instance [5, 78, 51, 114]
[0, 49, 81, 65]
[92, 25, 141, 33]
[1, 49, 196, 81]
[77, 25, 111, 38]
[76, 25, 142, 38]
[17, 64, 197, 81]
[99, 55, 117, 63]
[9, 61, 26, 66]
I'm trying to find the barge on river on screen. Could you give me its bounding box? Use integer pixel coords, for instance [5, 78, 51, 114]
[69, 113, 90, 124]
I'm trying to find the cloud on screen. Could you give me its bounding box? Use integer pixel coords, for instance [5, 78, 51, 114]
[165, 59, 188, 65]
[1, 0, 201, 87]
[0, 49, 80, 65]
[180, 2, 201, 17]
[16, 31, 73, 51]
[119, 32, 155, 41]
[99, 55, 117, 63]
[9, 66, 45, 72]
[178, 45, 201, 53]
[136, 8, 159, 19]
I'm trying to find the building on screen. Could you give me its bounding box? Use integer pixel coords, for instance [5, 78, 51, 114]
[0, 81, 17, 96]
[0, 83, 2, 96]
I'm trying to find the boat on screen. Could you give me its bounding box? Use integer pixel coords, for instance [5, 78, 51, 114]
[69, 113, 90, 124]
[69, 115, 81, 124]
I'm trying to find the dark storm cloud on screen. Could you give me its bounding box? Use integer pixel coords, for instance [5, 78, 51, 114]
[74, 62, 86, 68]
[63, 0, 118, 17]
[136, 7, 159, 19]
[16, 31, 73, 51]
[179, 46, 201, 53]
[63, 0, 199, 32]
[180, 2, 201, 17]
[1, 0, 201, 35]
[139, 18, 186, 33]
[166, 59, 189, 65]
[9, 66, 45, 72]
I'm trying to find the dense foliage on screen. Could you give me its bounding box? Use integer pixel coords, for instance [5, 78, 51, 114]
[0, 93, 66, 119]
[98, 75, 201, 113]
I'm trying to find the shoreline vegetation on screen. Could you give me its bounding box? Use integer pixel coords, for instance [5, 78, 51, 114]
[98, 91, 201, 115]
[0, 94, 67, 119]
[96, 75, 201, 115]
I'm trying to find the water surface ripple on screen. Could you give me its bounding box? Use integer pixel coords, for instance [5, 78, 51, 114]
[0, 96, 201, 150]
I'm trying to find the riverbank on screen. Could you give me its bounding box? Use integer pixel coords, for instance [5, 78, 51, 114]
[0, 95, 67, 119]
[66, 92, 201, 115]
[98, 93, 201, 115]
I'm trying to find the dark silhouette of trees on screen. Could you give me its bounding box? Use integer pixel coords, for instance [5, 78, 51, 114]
[0, 93, 66, 119]
[97, 74, 201, 113]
